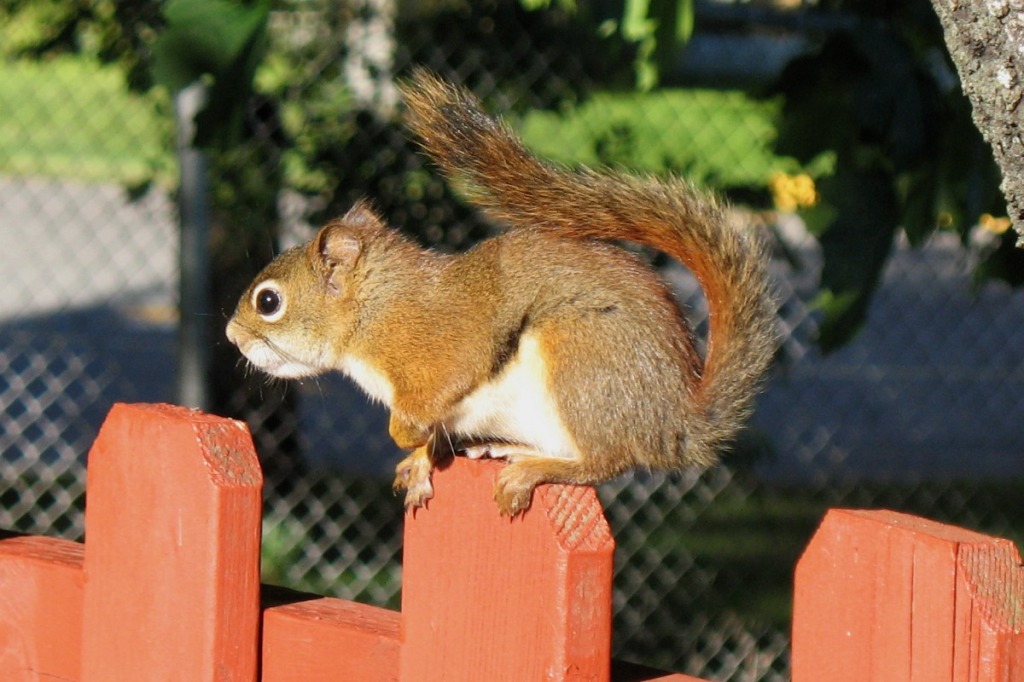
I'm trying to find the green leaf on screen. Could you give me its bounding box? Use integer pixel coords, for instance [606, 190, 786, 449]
[774, 41, 865, 163]
[153, 0, 266, 92]
[811, 289, 863, 349]
[652, 0, 694, 68]
[621, 0, 652, 42]
[899, 166, 939, 246]
[152, 0, 270, 149]
[619, 0, 694, 89]
[518, 0, 577, 10]
[677, 0, 695, 43]
[973, 229, 1024, 288]
[798, 199, 838, 238]
[813, 165, 901, 351]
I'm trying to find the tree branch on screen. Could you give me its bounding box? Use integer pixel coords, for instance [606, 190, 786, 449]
[930, 0, 1024, 242]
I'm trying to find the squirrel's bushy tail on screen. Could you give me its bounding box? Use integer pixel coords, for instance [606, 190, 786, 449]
[400, 69, 777, 464]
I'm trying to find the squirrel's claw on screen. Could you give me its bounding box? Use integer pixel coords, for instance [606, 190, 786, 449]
[402, 484, 433, 511]
[394, 447, 434, 511]
[493, 466, 535, 517]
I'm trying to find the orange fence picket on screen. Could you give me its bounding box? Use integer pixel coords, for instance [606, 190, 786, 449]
[793, 508, 1024, 682]
[81, 403, 263, 681]
[2, 403, 1022, 680]
[0, 534, 84, 680]
[0, 404, 696, 681]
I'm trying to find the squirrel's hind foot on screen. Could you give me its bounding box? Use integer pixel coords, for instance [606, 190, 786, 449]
[493, 472, 535, 516]
[493, 458, 551, 516]
[494, 456, 601, 517]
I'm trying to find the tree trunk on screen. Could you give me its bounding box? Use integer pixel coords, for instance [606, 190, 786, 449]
[930, 0, 1024, 241]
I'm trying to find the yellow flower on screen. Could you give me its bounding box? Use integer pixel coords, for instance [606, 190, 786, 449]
[769, 172, 818, 212]
[979, 213, 1012, 235]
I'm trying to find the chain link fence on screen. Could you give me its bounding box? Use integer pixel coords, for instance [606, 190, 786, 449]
[3, 1, 1024, 679]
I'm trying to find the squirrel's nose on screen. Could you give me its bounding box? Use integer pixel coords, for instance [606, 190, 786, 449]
[225, 319, 240, 347]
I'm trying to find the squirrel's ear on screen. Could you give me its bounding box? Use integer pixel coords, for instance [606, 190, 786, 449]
[310, 200, 385, 294]
[311, 224, 362, 295]
[316, 224, 362, 269]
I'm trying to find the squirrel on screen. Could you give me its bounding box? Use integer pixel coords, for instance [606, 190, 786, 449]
[226, 69, 777, 516]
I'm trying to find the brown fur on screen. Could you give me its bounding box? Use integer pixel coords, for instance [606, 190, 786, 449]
[226, 71, 777, 515]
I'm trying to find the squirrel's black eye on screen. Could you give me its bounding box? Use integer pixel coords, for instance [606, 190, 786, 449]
[252, 282, 286, 321]
[257, 289, 280, 315]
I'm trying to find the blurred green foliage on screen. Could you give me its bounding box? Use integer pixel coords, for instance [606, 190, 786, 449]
[0, 0, 163, 89]
[151, 0, 270, 150]
[0, 57, 172, 185]
[771, 0, 1006, 349]
[0, 0, 1015, 351]
[521, 88, 802, 189]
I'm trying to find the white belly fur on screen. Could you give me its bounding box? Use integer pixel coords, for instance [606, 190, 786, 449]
[341, 354, 396, 406]
[444, 334, 579, 460]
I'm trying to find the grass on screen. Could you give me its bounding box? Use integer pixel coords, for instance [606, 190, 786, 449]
[261, 511, 403, 610]
[1, 54, 798, 196]
[668, 491, 821, 623]
[0, 56, 174, 186]
[649, 476, 1024, 631]
[520, 88, 804, 190]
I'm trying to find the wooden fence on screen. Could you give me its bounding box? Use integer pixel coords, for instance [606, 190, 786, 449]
[0, 402, 1021, 681]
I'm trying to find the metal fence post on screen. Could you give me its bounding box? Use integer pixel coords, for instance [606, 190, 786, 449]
[175, 83, 211, 411]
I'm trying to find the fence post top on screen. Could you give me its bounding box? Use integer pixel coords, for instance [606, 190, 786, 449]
[97, 402, 262, 488]
[817, 508, 1011, 543]
[406, 457, 614, 553]
[106, 401, 251, 431]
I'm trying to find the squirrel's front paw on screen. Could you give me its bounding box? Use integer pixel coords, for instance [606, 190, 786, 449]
[393, 448, 434, 510]
[493, 466, 536, 517]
